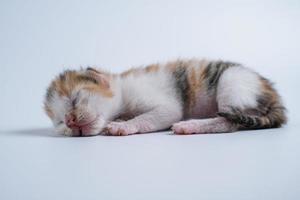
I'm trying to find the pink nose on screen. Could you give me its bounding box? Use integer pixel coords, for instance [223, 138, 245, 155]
[65, 114, 77, 128]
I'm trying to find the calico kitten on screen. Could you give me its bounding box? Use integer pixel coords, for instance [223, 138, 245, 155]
[44, 59, 287, 136]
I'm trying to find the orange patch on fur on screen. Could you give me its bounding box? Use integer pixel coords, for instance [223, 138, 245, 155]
[121, 68, 142, 77]
[259, 77, 287, 126]
[121, 64, 160, 78]
[165, 60, 185, 72]
[145, 64, 159, 73]
[44, 105, 54, 119]
[54, 71, 78, 96]
[85, 84, 114, 97]
[52, 70, 114, 98]
[260, 78, 277, 98]
[187, 67, 197, 112]
[197, 59, 210, 89]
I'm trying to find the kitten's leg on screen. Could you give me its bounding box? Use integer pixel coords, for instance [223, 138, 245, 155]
[172, 117, 237, 134]
[106, 106, 182, 136]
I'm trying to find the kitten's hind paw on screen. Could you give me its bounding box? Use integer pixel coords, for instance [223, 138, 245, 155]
[171, 121, 199, 135]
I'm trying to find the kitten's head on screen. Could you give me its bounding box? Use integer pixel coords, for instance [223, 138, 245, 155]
[44, 68, 115, 136]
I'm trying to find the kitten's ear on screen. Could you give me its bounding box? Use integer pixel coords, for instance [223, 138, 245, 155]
[86, 67, 100, 74]
[86, 67, 110, 89]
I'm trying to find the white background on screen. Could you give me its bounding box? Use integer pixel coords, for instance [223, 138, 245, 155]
[0, 0, 299, 200]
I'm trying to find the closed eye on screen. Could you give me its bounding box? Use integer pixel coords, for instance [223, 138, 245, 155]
[72, 98, 77, 107]
[56, 121, 64, 126]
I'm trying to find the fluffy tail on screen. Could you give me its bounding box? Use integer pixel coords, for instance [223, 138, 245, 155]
[217, 105, 287, 129]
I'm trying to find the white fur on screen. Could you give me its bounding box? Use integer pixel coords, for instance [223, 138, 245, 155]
[217, 67, 261, 111]
[48, 92, 70, 125]
[117, 67, 183, 134]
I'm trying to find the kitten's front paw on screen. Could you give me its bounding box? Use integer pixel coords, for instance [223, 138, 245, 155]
[55, 125, 73, 136]
[172, 121, 199, 135]
[105, 122, 138, 136]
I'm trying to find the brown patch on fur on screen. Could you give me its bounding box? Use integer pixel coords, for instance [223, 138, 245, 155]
[44, 105, 54, 119]
[85, 84, 114, 97]
[197, 60, 210, 87]
[120, 64, 159, 78]
[145, 64, 159, 73]
[165, 60, 190, 73]
[53, 70, 77, 96]
[52, 70, 114, 98]
[189, 60, 212, 113]
[260, 77, 279, 103]
[166, 59, 211, 115]
[201, 60, 237, 92]
[121, 68, 143, 77]
[176, 59, 210, 114]
[258, 77, 287, 127]
[187, 67, 197, 113]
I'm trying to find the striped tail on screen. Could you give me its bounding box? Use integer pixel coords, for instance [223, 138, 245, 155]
[217, 105, 287, 129]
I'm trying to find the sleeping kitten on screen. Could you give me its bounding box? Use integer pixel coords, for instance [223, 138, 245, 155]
[44, 59, 287, 136]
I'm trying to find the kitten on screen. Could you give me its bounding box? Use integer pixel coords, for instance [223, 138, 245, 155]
[44, 59, 287, 136]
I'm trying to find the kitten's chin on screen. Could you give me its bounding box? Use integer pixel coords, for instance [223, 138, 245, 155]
[54, 119, 106, 137]
[55, 126, 102, 137]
